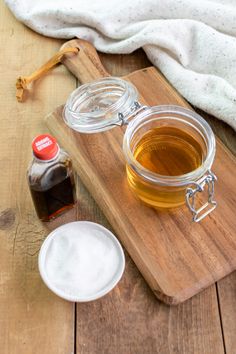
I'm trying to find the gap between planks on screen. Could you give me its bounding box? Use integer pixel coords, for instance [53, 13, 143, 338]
[216, 284, 227, 354]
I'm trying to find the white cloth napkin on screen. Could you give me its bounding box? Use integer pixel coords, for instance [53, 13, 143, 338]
[5, 0, 236, 130]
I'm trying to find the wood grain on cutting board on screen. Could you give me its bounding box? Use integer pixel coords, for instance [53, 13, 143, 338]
[46, 39, 236, 305]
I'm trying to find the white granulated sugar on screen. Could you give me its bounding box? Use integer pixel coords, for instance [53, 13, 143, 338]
[44, 223, 121, 298]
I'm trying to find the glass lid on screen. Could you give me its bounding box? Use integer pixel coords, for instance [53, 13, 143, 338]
[63, 77, 139, 133]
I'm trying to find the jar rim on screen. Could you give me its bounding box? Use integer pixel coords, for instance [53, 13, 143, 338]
[63, 77, 138, 133]
[123, 105, 216, 187]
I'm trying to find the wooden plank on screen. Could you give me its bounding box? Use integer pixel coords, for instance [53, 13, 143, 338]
[75, 175, 225, 354]
[1, 5, 234, 352]
[217, 275, 236, 354]
[46, 39, 236, 304]
[0, 3, 76, 353]
[73, 50, 226, 353]
[99, 52, 236, 353]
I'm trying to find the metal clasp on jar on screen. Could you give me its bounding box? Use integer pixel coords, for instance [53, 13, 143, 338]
[112, 101, 148, 127]
[186, 170, 217, 222]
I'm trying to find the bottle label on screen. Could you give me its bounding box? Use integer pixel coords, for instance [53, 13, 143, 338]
[32, 134, 59, 160]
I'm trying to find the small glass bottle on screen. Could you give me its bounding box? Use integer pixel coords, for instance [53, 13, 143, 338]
[27, 134, 76, 221]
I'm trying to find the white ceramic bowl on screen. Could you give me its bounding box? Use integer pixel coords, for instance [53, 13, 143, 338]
[38, 221, 125, 302]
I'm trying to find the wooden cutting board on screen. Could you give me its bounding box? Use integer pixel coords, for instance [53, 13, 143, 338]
[46, 39, 236, 305]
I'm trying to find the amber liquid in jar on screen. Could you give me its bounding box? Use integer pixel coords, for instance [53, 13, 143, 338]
[127, 126, 204, 208]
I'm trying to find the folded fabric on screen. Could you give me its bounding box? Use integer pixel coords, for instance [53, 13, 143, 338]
[5, 0, 236, 130]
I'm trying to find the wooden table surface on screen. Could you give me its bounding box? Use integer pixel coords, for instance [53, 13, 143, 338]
[1, 2, 236, 354]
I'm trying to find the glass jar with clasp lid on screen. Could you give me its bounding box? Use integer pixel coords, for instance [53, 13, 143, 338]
[63, 77, 217, 222]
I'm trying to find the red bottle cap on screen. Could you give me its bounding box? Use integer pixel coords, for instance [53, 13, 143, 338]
[32, 134, 59, 160]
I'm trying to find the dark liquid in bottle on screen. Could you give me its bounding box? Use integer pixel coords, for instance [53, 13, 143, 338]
[30, 176, 76, 221]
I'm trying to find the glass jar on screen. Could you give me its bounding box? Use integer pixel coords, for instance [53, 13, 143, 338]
[123, 105, 217, 221]
[63, 77, 139, 133]
[63, 77, 217, 222]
